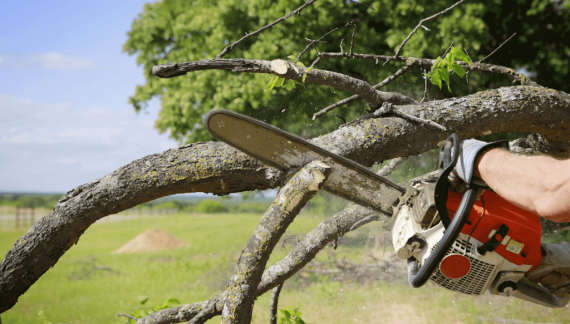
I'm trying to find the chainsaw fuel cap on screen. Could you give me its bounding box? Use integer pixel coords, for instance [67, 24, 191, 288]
[439, 254, 471, 279]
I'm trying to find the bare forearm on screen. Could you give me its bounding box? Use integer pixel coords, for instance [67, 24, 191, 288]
[477, 149, 570, 222]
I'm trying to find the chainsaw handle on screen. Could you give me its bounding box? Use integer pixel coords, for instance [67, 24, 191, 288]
[435, 133, 460, 228]
[408, 186, 478, 288]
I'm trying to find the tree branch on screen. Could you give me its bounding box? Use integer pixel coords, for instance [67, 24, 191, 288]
[319, 52, 541, 87]
[2, 86, 570, 314]
[388, 0, 466, 63]
[269, 284, 283, 324]
[312, 61, 417, 120]
[221, 161, 331, 323]
[152, 58, 416, 108]
[215, 0, 318, 59]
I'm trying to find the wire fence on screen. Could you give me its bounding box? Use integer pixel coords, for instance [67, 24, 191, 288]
[0, 206, 178, 232]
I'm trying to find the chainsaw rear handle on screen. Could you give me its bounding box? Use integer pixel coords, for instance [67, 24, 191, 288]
[408, 133, 478, 288]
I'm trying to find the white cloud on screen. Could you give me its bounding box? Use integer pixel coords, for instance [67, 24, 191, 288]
[0, 52, 98, 71]
[0, 94, 178, 192]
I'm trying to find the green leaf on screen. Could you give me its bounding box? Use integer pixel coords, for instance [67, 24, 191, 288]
[161, 299, 170, 309]
[302, 73, 307, 83]
[128, 319, 135, 324]
[275, 77, 285, 88]
[287, 55, 296, 61]
[285, 79, 295, 90]
[280, 309, 291, 319]
[139, 296, 149, 306]
[296, 61, 305, 67]
[446, 52, 454, 69]
[432, 56, 443, 70]
[131, 310, 142, 318]
[439, 68, 451, 91]
[167, 298, 180, 305]
[153, 304, 162, 312]
[451, 47, 472, 64]
[264, 75, 279, 92]
[430, 70, 442, 89]
[451, 64, 466, 77]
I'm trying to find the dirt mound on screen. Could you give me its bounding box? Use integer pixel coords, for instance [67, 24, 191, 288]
[114, 228, 189, 254]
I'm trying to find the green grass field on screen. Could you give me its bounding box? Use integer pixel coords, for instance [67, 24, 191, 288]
[1, 212, 570, 324]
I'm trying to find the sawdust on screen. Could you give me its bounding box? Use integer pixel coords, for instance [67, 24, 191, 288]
[113, 228, 189, 254]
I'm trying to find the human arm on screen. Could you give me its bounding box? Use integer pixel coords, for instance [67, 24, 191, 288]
[475, 148, 570, 222]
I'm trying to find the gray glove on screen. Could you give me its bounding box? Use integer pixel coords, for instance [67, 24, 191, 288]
[526, 242, 570, 297]
[448, 138, 508, 190]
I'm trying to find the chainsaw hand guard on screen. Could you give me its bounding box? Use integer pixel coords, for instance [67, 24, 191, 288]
[408, 134, 480, 288]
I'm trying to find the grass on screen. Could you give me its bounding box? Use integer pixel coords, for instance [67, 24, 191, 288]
[1, 212, 570, 324]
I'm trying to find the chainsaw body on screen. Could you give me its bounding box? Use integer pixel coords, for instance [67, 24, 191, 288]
[393, 184, 569, 307]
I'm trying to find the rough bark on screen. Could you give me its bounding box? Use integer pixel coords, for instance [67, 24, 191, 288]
[1, 85, 569, 314]
[221, 161, 331, 323]
[269, 284, 283, 324]
[151, 59, 416, 108]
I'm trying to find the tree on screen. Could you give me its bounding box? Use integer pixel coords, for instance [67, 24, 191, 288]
[124, 0, 570, 143]
[2, 1, 570, 323]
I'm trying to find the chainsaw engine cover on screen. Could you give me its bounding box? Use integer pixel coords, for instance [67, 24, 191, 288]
[393, 189, 542, 296]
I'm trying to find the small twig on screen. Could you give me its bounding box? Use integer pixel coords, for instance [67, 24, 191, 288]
[117, 313, 137, 320]
[310, 56, 322, 68]
[377, 157, 408, 177]
[331, 113, 346, 124]
[386, 0, 465, 64]
[312, 62, 416, 120]
[339, 35, 349, 54]
[421, 68, 429, 102]
[346, 20, 357, 56]
[477, 33, 517, 63]
[392, 110, 446, 131]
[375, 62, 414, 89]
[464, 49, 473, 83]
[349, 0, 375, 10]
[296, 27, 339, 63]
[349, 215, 379, 231]
[269, 283, 284, 324]
[425, 42, 453, 79]
[215, 0, 318, 59]
[375, 102, 446, 131]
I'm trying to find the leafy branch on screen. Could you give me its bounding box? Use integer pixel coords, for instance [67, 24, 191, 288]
[426, 46, 472, 92]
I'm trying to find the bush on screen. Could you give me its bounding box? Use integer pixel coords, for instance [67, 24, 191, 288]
[196, 199, 227, 214]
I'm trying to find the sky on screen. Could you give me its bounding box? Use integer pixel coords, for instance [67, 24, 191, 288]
[0, 0, 183, 193]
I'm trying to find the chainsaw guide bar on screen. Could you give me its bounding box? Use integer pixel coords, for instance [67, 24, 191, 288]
[205, 110, 405, 215]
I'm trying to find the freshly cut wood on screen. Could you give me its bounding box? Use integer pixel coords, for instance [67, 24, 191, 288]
[113, 228, 189, 254]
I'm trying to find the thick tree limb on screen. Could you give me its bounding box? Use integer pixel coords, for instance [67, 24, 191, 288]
[152, 59, 416, 108]
[221, 161, 331, 323]
[2, 86, 570, 314]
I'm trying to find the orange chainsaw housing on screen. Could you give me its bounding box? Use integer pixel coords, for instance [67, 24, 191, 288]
[446, 190, 543, 270]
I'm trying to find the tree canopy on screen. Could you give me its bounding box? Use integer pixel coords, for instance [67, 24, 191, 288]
[124, 0, 570, 143]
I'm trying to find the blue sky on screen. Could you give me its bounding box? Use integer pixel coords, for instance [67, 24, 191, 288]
[0, 0, 183, 193]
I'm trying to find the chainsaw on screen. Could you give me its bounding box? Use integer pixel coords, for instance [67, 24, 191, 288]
[204, 109, 570, 308]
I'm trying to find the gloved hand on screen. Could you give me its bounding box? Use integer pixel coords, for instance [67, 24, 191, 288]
[448, 138, 509, 190]
[526, 242, 570, 297]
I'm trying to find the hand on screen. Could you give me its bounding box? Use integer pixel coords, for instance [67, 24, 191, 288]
[525, 242, 570, 297]
[448, 138, 508, 189]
